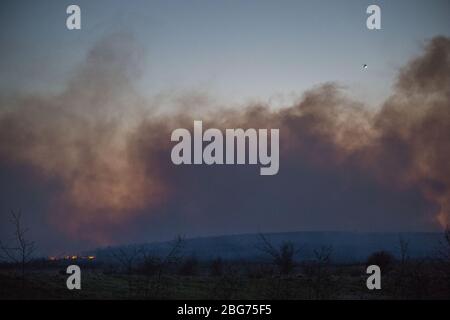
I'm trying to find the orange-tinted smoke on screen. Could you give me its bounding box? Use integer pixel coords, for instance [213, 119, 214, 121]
[0, 35, 449, 244]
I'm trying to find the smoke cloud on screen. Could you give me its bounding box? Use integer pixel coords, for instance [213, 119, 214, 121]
[0, 35, 449, 252]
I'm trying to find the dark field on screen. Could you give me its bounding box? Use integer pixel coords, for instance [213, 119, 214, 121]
[2, 230, 450, 300]
[1, 257, 449, 300]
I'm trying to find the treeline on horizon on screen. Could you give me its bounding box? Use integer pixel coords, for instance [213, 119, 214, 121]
[1, 217, 449, 299]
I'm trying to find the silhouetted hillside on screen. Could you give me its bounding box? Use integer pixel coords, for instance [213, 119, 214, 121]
[93, 231, 443, 263]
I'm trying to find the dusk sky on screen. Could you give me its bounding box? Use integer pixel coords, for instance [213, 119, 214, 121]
[0, 0, 449, 255]
[1, 0, 449, 105]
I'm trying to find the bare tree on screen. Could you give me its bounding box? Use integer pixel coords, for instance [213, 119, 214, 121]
[302, 245, 335, 299]
[437, 225, 450, 262]
[111, 245, 143, 296]
[179, 255, 198, 276]
[210, 257, 224, 277]
[160, 235, 185, 267]
[393, 236, 410, 298]
[313, 245, 333, 263]
[139, 235, 185, 298]
[257, 233, 297, 275]
[0, 210, 36, 282]
[399, 236, 410, 265]
[435, 226, 450, 296]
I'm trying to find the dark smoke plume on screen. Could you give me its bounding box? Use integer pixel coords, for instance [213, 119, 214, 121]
[0, 35, 449, 252]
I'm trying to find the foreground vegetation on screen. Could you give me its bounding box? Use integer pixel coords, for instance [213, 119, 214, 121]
[0, 256, 449, 300]
[1, 212, 449, 300]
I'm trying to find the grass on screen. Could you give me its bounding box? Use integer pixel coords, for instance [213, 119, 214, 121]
[1, 258, 449, 300]
[0, 267, 392, 300]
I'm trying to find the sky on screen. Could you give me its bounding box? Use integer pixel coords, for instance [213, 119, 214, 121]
[0, 0, 449, 255]
[1, 0, 449, 106]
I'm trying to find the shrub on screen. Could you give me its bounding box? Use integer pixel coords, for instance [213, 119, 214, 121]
[367, 250, 395, 272]
[179, 255, 198, 276]
[210, 257, 224, 277]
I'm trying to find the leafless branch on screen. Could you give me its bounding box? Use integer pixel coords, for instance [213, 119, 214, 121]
[0, 210, 36, 281]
